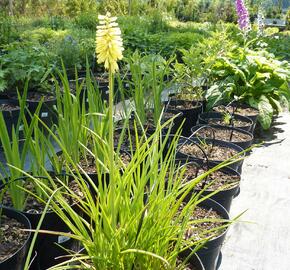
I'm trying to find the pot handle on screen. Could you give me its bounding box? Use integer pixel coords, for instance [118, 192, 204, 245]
[191, 124, 216, 148]
[177, 135, 210, 172]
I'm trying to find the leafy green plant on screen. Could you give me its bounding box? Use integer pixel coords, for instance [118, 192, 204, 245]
[50, 63, 110, 174]
[0, 41, 56, 93]
[125, 51, 175, 126]
[20, 27, 68, 44]
[0, 12, 19, 46]
[0, 86, 50, 210]
[222, 111, 233, 126]
[206, 47, 290, 129]
[23, 116, 233, 269]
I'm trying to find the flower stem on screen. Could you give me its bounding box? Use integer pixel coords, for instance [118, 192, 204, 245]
[109, 68, 115, 228]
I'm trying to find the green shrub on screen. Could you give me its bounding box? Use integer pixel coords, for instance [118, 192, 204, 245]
[206, 47, 290, 129]
[74, 11, 97, 29]
[47, 28, 95, 72]
[0, 42, 56, 92]
[0, 13, 19, 46]
[20, 28, 69, 44]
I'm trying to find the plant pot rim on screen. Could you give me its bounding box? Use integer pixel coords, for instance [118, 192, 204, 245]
[199, 111, 253, 126]
[191, 124, 254, 143]
[194, 197, 229, 248]
[1, 173, 76, 215]
[177, 137, 245, 160]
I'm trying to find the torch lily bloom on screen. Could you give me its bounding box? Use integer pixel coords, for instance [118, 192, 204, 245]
[96, 13, 124, 73]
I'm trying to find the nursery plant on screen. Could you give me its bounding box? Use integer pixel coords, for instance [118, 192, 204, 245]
[206, 47, 290, 129]
[0, 41, 56, 93]
[18, 13, 236, 270]
[0, 112, 45, 211]
[0, 85, 56, 211]
[22, 112, 234, 270]
[124, 51, 174, 127]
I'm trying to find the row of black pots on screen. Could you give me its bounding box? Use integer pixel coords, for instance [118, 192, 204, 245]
[168, 102, 259, 269]
[159, 100, 251, 269]
[191, 125, 254, 151]
[198, 111, 254, 133]
[0, 92, 57, 138]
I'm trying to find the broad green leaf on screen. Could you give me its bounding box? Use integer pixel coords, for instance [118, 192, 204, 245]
[268, 96, 282, 113]
[205, 84, 223, 110]
[279, 95, 289, 110]
[257, 95, 273, 130]
[248, 97, 259, 109]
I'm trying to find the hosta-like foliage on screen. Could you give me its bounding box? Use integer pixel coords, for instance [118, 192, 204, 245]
[206, 47, 290, 129]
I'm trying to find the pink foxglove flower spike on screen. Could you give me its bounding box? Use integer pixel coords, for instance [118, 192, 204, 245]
[236, 0, 251, 33]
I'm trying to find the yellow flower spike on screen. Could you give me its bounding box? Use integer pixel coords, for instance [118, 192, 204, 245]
[95, 12, 124, 73]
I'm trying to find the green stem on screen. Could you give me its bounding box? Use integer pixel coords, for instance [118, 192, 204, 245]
[109, 68, 115, 229]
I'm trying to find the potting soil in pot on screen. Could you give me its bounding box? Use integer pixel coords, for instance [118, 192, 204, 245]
[182, 164, 240, 191]
[0, 215, 29, 262]
[183, 205, 226, 242]
[213, 105, 258, 117]
[168, 101, 199, 110]
[207, 118, 249, 129]
[0, 103, 20, 112]
[179, 143, 238, 161]
[194, 128, 252, 143]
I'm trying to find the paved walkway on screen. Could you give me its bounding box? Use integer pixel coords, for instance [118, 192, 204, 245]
[220, 112, 290, 270]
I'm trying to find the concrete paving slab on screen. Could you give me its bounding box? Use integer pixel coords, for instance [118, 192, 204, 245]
[220, 112, 290, 270]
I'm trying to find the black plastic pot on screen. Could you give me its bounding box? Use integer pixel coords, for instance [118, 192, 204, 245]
[183, 198, 229, 270]
[1, 175, 79, 270]
[165, 99, 203, 136]
[180, 161, 241, 212]
[198, 111, 254, 133]
[191, 124, 253, 150]
[234, 103, 258, 134]
[10, 91, 57, 128]
[0, 99, 21, 136]
[167, 91, 207, 113]
[161, 108, 184, 135]
[0, 207, 31, 270]
[213, 103, 259, 133]
[27, 92, 57, 128]
[196, 198, 229, 270]
[176, 137, 245, 173]
[178, 253, 205, 270]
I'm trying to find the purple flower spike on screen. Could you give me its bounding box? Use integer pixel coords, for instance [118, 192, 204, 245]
[236, 0, 251, 32]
